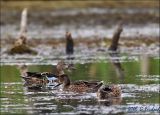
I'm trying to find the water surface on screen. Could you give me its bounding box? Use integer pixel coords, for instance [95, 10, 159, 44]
[0, 56, 159, 114]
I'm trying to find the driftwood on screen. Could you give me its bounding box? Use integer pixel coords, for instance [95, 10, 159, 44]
[66, 32, 74, 55]
[8, 44, 37, 55]
[108, 22, 124, 79]
[108, 22, 123, 51]
[8, 8, 37, 55]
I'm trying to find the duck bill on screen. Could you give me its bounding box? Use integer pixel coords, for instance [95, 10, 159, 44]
[66, 64, 76, 71]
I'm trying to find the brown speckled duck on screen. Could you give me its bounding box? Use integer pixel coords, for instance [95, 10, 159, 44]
[56, 74, 103, 93]
[97, 84, 121, 99]
[20, 61, 72, 88]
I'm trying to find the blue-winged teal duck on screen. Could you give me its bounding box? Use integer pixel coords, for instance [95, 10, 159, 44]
[97, 84, 121, 99]
[55, 74, 103, 93]
[21, 61, 72, 88]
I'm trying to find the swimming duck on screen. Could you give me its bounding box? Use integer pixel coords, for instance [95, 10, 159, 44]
[55, 74, 103, 93]
[22, 72, 58, 87]
[97, 84, 121, 100]
[21, 61, 73, 88]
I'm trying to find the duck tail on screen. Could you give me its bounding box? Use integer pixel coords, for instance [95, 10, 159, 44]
[21, 76, 31, 81]
[21, 76, 49, 85]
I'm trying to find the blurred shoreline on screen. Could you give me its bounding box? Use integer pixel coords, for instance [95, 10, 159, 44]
[1, 1, 159, 56]
[1, 1, 159, 10]
[1, 7, 159, 39]
[1, 35, 159, 48]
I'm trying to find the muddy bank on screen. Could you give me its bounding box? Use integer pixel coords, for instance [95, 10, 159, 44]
[1, 36, 159, 65]
[1, 36, 159, 48]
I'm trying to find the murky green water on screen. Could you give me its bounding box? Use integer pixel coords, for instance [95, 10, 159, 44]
[1, 2, 159, 114]
[0, 56, 159, 114]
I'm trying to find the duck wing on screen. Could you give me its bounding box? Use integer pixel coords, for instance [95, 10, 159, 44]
[22, 77, 59, 90]
[21, 72, 40, 81]
[26, 72, 43, 78]
[25, 72, 58, 78]
[73, 80, 103, 87]
[41, 72, 58, 78]
[22, 72, 59, 89]
[72, 80, 103, 93]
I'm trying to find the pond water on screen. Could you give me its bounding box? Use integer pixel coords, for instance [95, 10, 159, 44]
[1, 6, 159, 115]
[1, 23, 159, 39]
[0, 54, 159, 114]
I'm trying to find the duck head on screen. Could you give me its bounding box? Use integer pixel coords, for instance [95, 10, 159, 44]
[56, 60, 75, 76]
[97, 85, 121, 100]
[56, 61, 66, 76]
[97, 85, 113, 99]
[17, 65, 28, 77]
